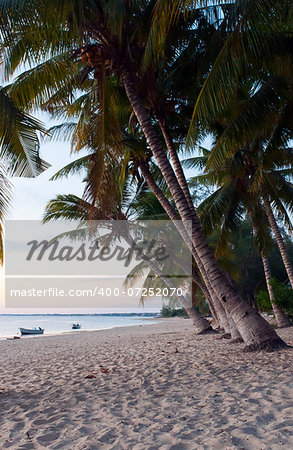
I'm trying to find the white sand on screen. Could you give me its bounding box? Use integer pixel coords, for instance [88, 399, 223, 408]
[0, 318, 292, 449]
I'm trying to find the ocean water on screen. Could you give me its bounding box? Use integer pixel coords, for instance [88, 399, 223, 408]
[0, 314, 159, 338]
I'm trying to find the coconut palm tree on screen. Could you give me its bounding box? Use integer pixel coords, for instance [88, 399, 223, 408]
[249, 206, 292, 328]
[188, 144, 293, 328]
[182, 32, 293, 320]
[43, 159, 213, 334]
[263, 196, 293, 287]
[198, 72, 293, 291]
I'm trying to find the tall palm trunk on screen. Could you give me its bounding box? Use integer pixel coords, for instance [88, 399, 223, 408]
[157, 120, 219, 294]
[207, 300, 219, 328]
[121, 67, 286, 350]
[212, 296, 230, 332]
[158, 118, 194, 211]
[192, 278, 220, 330]
[140, 161, 230, 333]
[193, 268, 219, 327]
[261, 253, 292, 328]
[123, 231, 212, 334]
[139, 159, 230, 328]
[263, 196, 293, 287]
[229, 317, 242, 341]
[157, 119, 232, 334]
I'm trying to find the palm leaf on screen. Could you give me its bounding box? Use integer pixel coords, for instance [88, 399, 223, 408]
[0, 88, 49, 177]
[0, 163, 11, 264]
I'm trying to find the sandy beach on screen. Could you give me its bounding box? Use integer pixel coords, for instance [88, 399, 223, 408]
[0, 318, 292, 450]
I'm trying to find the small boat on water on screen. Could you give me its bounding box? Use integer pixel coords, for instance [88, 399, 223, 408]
[72, 323, 81, 330]
[19, 327, 44, 335]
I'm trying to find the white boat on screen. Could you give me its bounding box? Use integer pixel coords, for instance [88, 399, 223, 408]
[19, 327, 44, 335]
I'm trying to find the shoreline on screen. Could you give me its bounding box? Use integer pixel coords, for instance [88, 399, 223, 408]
[0, 317, 162, 340]
[0, 318, 292, 449]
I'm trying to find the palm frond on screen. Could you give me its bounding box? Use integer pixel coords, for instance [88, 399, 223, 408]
[0, 163, 12, 264]
[50, 156, 90, 181]
[43, 194, 92, 223]
[0, 88, 50, 177]
[186, 0, 290, 145]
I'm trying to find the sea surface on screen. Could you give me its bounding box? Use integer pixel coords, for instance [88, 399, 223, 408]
[0, 314, 159, 338]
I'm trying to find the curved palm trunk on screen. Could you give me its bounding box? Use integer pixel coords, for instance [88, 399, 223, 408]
[191, 280, 219, 332]
[184, 307, 214, 334]
[158, 119, 194, 211]
[261, 253, 292, 328]
[197, 280, 219, 327]
[207, 300, 219, 328]
[192, 271, 217, 324]
[192, 281, 197, 307]
[229, 317, 242, 341]
[140, 161, 230, 333]
[123, 232, 212, 334]
[263, 196, 293, 287]
[212, 296, 230, 333]
[158, 120, 232, 334]
[122, 67, 286, 350]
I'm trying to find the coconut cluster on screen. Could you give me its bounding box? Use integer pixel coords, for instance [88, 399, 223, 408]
[80, 45, 103, 67]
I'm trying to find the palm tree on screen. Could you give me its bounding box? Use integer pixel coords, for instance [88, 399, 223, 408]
[43, 160, 213, 334]
[34, 46, 226, 333]
[263, 196, 293, 288]
[188, 145, 293, 327]
[260, 252, 292, 328]
[211, 219, 293, 313]
[0, 0, 286, 349]
[200, 76, 293, 290]
[0, 88, 49, 263]
[183, 42, 293, 324]
[249, 206, 292, 328]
